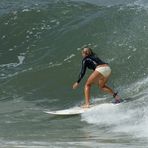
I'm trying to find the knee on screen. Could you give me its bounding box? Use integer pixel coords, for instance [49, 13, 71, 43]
[85, 81, 91, 88]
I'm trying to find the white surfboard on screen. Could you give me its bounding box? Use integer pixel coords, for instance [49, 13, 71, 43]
[44, 104, 109, 115]
[44, 98, 126, 116]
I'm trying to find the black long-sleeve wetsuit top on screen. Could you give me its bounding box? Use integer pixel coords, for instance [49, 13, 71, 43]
[77, 55, 107, 83]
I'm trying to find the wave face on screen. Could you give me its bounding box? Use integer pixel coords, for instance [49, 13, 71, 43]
[0, 0, 148, 147]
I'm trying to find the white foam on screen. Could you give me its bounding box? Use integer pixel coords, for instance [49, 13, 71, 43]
[64, 54, 75, 62]
[1, 35, 6, 39]
[0, 55, 25, 69]
[48, 62, 62, 68]
[9, 48, 14, 51]
[81, 103, 132, 126]
[81, 81, 148, 139]
[17, 55, 25, 65]
[123, 76, 148, 96]
[112, 105, 148, 138]
[22, 9, 30, 12]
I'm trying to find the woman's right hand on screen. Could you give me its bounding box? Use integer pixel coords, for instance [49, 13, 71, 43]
[72, 82, 79, 89]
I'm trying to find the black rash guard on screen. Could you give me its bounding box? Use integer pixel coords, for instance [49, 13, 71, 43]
[77, 55, 107, 83]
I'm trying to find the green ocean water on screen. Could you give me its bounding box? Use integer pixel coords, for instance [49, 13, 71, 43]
[0, 0, 148, 147]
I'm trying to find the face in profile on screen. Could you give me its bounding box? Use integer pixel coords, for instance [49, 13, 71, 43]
[81, 50, 87, 58]
[81, 48, 90, 58]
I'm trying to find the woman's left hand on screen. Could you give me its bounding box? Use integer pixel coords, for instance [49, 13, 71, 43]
[72, 82, 79, 89]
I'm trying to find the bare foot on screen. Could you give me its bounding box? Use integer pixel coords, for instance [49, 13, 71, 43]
[81, 104, 90, 108]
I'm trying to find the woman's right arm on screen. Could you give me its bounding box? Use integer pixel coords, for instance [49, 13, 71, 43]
[77, 60, 87, 83]
[73, 60, 87, 89]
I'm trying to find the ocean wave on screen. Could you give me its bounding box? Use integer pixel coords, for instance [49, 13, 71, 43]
[81, 76, 148, 138]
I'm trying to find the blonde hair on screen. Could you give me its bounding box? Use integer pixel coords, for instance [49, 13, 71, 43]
[82, 47, 95, 56]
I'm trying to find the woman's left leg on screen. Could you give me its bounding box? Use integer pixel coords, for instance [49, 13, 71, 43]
[98, 75, 114, 95]
[98, 74, 120, 100]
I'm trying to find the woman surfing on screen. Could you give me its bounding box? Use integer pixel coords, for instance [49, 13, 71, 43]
[73, 47, 121, 108]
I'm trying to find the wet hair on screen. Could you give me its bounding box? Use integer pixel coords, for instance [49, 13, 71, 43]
[82, 47, 96, 56]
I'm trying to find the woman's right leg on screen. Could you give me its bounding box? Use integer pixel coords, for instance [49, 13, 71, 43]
[84, 71, 100, 107]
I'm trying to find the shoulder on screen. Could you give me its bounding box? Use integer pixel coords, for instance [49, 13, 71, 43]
[82, 57, 89, 65]
[90, 55, 98, 58]
[86, 55, 96, 61]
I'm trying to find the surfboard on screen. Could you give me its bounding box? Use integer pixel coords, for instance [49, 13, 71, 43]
[44, 98, 128, 116]
[44, 107, 88, 115]
[44, 104, 108, 115]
